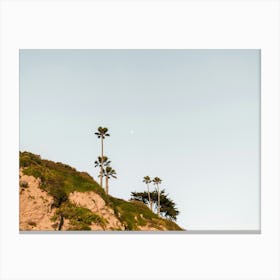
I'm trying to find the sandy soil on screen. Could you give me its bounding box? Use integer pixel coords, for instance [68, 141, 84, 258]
[69, 191, 125, 230]
[19, 170, 56, 230]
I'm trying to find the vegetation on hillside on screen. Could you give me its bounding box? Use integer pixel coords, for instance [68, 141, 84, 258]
[108, 197, 181, 230]
[20, 151, 183, 231]
[130, 190, 180, 221]
[53, 202, 107, 230]
[20, 151, 108, 202]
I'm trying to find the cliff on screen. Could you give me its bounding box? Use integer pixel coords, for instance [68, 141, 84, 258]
[19, 151, 183, 231]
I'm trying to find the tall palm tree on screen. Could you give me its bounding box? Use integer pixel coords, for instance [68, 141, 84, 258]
[94, 127, 110, 188]
[153, 177, 162, 216]
[103, 166, 117, 195]
[94, 156, 111, 186]
[143, 176, 152, 210]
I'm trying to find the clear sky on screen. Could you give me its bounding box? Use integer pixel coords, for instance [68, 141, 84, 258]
[20, 49, 260, 230]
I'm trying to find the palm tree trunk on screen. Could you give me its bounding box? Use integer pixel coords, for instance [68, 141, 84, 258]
[100, 137, 104, 188]
[99, 170, 102, 187]
[157, 185, 160, 216]
[147, 184, 152, 210]
[106, 176, 109, 195]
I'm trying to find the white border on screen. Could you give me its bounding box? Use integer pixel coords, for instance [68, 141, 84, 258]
[0, 1, 279, 279]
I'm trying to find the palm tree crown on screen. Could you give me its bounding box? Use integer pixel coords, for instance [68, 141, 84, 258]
[103, 166, 117, 195]
[153, 177, 162, 185]
[94, 127, 110, 139]
[103, 166, 117, 179]
[94, 156, 111, 168]
[143, 176, 152, 184]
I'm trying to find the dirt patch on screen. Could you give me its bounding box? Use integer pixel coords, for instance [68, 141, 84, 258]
[19, 170, 56, 230]
[69, 191, 125, 230]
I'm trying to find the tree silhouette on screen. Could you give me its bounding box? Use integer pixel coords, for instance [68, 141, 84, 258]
[130, 189, 179, 220]
[94, 156, 111, 168]
[94, 127, 110, 188]
[153, 177, 162, 216]
[94, 156, 111, 186]
[103, 166, 117, 195]
[142, 176, 152, 210]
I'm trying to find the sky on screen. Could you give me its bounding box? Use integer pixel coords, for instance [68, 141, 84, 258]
[20, 49, 260, 231]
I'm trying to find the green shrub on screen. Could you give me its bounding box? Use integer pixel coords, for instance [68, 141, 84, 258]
[107, 197, 156, 230]
[20, 155, 32, 167]
[68, 225, 91, 231]
[23, 165, 45, 181]
[50, 215, 58, 222]
[51, 187, 68, 208]
[20, 151, 42, 167]
[56, 202, 107, 230]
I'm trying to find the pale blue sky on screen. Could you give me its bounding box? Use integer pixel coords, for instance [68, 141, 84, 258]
[20, 49, 260, 230]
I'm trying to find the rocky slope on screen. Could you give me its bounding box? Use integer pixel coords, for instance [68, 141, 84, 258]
[20, 170, 56, 230]
[19, 151, 183, 231]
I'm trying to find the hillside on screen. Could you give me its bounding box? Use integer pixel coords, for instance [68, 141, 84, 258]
[19, 151, 183, 231]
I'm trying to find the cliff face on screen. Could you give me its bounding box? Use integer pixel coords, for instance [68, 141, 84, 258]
[19, 172, 125, 231]
[20, 170, 55, 230]
[19, 152, 183, 231]
[68, 191, 124, 230]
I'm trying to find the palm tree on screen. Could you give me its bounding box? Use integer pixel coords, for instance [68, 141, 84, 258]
[94, 127, 110, 188]
[94, 156, 111, 186]
[153, 177, 162, 216]
[103, 166, 117, 195]
[143, 176, 152, 210]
